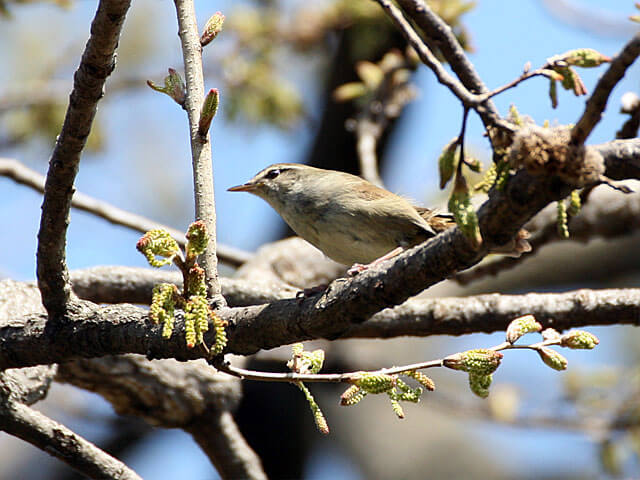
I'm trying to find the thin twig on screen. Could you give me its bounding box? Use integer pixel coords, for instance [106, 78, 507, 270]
[475, 68, 550, 103]
[0, 158, 251, 267]
[393, 0, 507, 131]
[36, 0, 132, 318]
[356, 118, 384, 187]
[571, 33, 640, 145]
[372, 0, 478, 107]
[174, 0, 224, 304]
[0, 398, 142, 479]
[213, 336, 561, 385]
[213, 356, 444, 383]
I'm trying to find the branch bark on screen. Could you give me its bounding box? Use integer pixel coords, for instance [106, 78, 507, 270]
[1, 280, 638, 370]
[571, 33, 640, 145]
[0, 394, 141, 480]
[36, 0, 131, 318]
[174, 0, 223, 302]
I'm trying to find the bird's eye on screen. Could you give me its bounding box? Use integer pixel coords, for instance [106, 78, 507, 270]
[265, 169, 280, 180]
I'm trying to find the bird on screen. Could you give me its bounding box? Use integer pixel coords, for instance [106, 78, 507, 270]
[228, 163, 530, 272]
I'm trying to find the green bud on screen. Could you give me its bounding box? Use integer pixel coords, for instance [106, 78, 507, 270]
[353, 373, 397, 394]
[560, 48, 611, 68]
[561, 330, 599, 349]
[438, 138, 458, 189]
[198, 88, 219, 136]
[147, 68, 186, 106]
[537, 347, 568, 371]
[541, 328, 561, 341]
[506, 314, 542, 344]
[355, 61, 384, 89]
[186, 265, 207, 298]
[332, 82, 368, 102]
[200, 11, 225, 47]
[443, 349, 503, 375]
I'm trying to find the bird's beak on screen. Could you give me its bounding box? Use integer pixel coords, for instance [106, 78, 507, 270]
[228, 182, 258, 192]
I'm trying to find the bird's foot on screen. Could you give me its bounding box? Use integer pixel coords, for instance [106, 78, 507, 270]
[296, 284, 328, 302]
[347, 263, 368, 276]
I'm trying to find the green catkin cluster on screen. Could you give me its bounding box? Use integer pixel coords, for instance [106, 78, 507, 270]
[469, 373, 492, 398]
[184, 296, 210, 348]
[136, 230, 180, 267]
[150, 283, 178, 339]
[211, 311, 228, 355]
[185, 220, 209, 258]
[557, 200, 569, 238]
[296, 382, 329, 434]
[568, 189, 581, 216]
[474, 162, 497, 193]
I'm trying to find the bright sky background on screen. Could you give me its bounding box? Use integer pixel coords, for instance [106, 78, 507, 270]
[1, 0, 638, 478]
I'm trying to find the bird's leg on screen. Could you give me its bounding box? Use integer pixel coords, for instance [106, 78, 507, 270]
[347, 246, 404, 276]
[296, 284, 328, 302]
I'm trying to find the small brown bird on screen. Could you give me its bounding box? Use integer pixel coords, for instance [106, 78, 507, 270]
[228, 163, 529, 271]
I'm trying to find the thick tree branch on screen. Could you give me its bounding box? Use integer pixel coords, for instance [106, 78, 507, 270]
[597, 139, 640, 181]
[0, 158, 251, 267]
[455, 182, 640, 285]
[36, 0, 131, 318]
[347, 288, 640, 338]
[1, 279, 638, 370]
[571, 33, 640, 145]
[0, 395, 141, 480]
[174, 0, 223, 302]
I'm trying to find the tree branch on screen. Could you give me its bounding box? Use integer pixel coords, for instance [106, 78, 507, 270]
[571, 33, 640, 145]
[0, 158, 251, 267]
[393, 0, 504, 130]
[1, 279, 638, 370]
[346, 288, 640, 338]
[187, 411, 267, 480]
[455, 181, 640, 285]
[36, 0, 131, 318]
[57, 354, 266, 480]
[173, 0, 223, 303]
[0, 395, 141, 480]
[69, 266, 296, 306]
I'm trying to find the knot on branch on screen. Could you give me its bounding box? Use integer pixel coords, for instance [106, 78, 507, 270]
[509, 126, 604, 188]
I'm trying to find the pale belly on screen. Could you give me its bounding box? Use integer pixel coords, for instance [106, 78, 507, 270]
[280, 209, 398, 265]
